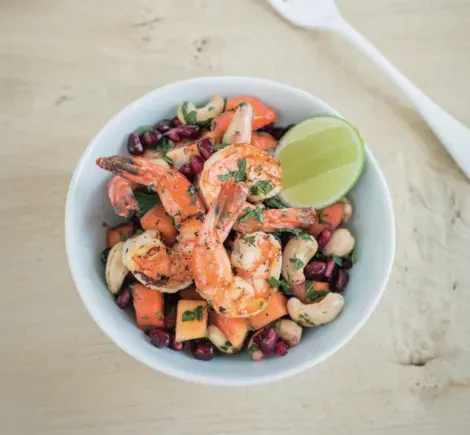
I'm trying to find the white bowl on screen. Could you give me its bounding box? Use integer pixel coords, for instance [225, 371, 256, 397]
[65, 77, 395, 386]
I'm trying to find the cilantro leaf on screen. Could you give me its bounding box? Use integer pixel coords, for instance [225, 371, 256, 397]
[333, 255, 343, 266]
[263, 196, 287, 209]
[217, 171, 236, 181]
[134, 189, 161, 218]
[289, 257, 305, 271]
[239, 207, 264, 223]
[235, 158, 247, 183]
[305, 281, 329, 303]
[187, 185, 197, 197]
[243, 236, 256, 247]
[267, 277, 281, 287]
[182, 305, 205, 322]
[181, 102, 197, 125]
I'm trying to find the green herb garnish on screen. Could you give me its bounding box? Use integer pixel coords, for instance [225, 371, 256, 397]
[248, 344, 259, 353]
[181, 102, 197, 125]
[217, 171, 236, 181]
[235, 158, 247, 183]
[239, 207, 264, 223]
[119, 231, 133, 242]
[305, 281, 329, 303]
[187, 185, 197, 197]
[134, 189, 161, 218]
[243, 236, 256, 247]
[333, 255, 343, 266]
[263, 196, 287, 209]
[290, 257, 305, 271]
[182, 305, 205, 322]
[220, 340, 232, 352]
[251, 180, 273, 196]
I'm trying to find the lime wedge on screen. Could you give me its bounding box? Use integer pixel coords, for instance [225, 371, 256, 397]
[276, 115, 365, 209]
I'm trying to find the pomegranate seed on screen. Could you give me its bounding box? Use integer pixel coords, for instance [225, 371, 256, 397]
[332, 269, 349, 292]
[165, 129, 181, 142]
[141, 130, 162, 148]
[149, 328, 170, 348]
[253, 327, 278, 354]
[179, 163, 194, 181]
[191, 341, 214, 361]
[127, 132, 144, 156]
[275, 339, 289, 357]
[197, 136, 215, 160]
[280, 232, 294, 249]
[154, 119, 172, 134]
[341, 258, 353, 270]
[190, 154, 204, 174]
[304, 261, 327, 280]
[317, 229, 332, 250]
[116, 286, 132, 309]
[178, 125, 200, 139]
[169, 335, 183, 351]
[164, 305, 177, 330]
[171, 117, 182, 127]
[324, 258, 336, 280]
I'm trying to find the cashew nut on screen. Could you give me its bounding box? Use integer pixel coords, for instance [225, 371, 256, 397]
[207, 325, 239, 354]
[277, 319, 303, 347]
[177, 94, 225, 125]
[341, 198, 353, 223]
[282, 234, 318, 284]
[222, 103, 253, 145]
[105, 242, 129, 294]
[322, 228, 355, 257]
[287, 294, 344, 327]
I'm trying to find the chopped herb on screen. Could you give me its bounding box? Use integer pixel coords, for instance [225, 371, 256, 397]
[244, 320, 255, 331]
[318, 211, 329, 225]
[279, 280, 293, 296]
[263, 196, 287, 209]
[187, 185, 197, 197]
[248, 344, 259, 353]
[155, 311, 163, 321]
[259, 301, 265, 309]
[166, 213, 176, 227]
[253, 180, 273, 195]
[217, 171, 236, 181]
[239, 207, 264, 223]
[208, 106, 214, 111]
[141, 316, 149, 320]
[134, 189, 161, 218]
[197, 118, 212, 128]
[182, 305, 205, 322]
[305, 281, 329, 303]
[134, 229, 144, 236]
[220, 340, 232, 352]
[300, 234, 313, 241]
[119, 231, 133, 242]
[135, 125, 152, 134]
[290, 257, 305, 271]
[234, 158, 246, 183]
[157, 136, 174, 154]
[333, 255, 343, 266]
[267, 277, 281, 287]
[275, 228, 302, 236]
[181, 102, 197, 125]
[345, 250, 357, 263]
[243, 236, 256, 247]
[163, 155, 173, 165]
[214, 143, 230, 151]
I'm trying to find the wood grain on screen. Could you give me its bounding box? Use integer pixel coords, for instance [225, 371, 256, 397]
[1, 0, 469, 433]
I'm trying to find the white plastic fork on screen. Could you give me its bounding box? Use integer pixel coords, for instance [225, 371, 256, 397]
[269, 0, 470, 179]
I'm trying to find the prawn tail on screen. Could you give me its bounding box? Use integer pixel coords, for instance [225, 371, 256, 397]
[97, 156, 161, 187]
[198, 180, 249, 243]
[108, 176, 139, 217]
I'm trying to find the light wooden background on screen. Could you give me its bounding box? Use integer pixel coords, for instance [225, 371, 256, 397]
[1, 0, 470, 434]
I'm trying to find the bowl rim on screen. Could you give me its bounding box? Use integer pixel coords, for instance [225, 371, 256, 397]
[65, 76, 396, 386]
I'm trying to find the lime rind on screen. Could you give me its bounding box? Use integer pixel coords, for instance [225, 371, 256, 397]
[275, 115, 365, 209]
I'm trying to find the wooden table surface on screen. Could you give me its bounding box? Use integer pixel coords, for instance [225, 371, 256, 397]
[1, 0, 470, 434]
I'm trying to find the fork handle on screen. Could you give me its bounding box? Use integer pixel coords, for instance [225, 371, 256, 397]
[335, 18, 470, 179]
